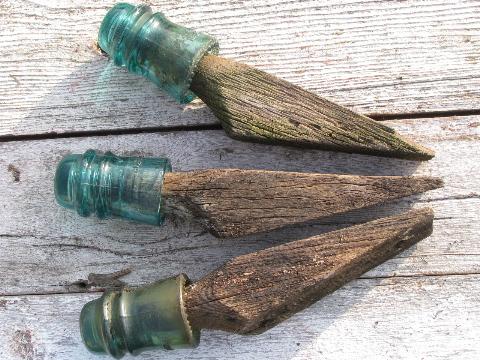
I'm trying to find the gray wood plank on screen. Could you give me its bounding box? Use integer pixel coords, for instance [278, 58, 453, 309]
[1, 0, 479, 136]
[1, 275, 478, 359]
[0, 116, 478, 295]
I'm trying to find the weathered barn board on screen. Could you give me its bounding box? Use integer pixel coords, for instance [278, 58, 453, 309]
[1, 0, 479, 358]
[1, 275, 479, 359]
[0, 0, 479, 136]
[0, 116, 478, 296]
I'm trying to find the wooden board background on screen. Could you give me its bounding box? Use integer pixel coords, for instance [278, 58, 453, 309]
[0, 0, 479, 359]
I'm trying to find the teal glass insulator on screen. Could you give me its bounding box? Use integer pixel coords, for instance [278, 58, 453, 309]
[80, 274, 200, 358]
[54, 150, 172, 226]
[98, 3, 219, 103]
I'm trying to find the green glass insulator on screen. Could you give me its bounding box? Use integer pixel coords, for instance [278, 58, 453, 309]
[98, 2, 219, 103]
[80, 274, 200, 358]
[54, 150, 172, 226]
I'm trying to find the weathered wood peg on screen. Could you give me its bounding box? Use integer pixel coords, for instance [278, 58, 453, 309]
[97, 3, 434, 160]
[54, 150, 442, 237]
[80, 208, 434, 357]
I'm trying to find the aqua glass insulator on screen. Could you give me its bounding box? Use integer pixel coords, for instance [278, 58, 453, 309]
[98, 3, 219, 103]
[54, 150, 172, 226]
[80, 274, 200, 358]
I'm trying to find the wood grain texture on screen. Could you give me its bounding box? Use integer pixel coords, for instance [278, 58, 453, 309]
[163, 169, 441, 237]
[0, 116, 478, 296]
[0, 0, 479, 136]
[1, 274, 479, 359]
[0, 116, 477, 358]
[1, 1, 478, 358]
[192, 55, 434, 160]
[185, 208, 434, 334]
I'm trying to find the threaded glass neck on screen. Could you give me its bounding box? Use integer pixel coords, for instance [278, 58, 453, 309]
[54, 150, 171, 226]
[98, 3, 219, 103]
[80, 274, 200, 358]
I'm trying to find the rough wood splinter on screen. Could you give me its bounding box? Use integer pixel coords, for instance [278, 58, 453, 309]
[97, 3, 434, 160]
[79, 208, 434, 358]
[55, 150, 442, 237]
[162, 169, 442, 237]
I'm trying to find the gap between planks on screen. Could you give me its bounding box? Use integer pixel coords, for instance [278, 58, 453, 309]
[0, 272, 478, 298]
[1, 110, 480, 143]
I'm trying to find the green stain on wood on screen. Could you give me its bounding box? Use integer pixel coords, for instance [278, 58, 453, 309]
[191, 55, 434, 161]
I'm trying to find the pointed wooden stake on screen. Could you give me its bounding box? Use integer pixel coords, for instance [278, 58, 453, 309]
[191, 55, 434, 160]
[184, 208, 434, 334]
[162, 169, 442, 237]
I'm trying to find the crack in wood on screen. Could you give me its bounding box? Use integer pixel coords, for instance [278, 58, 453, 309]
[31, 243, 133, 257]
[1, 111, 479, 143]
[1, 272, 479, 298]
